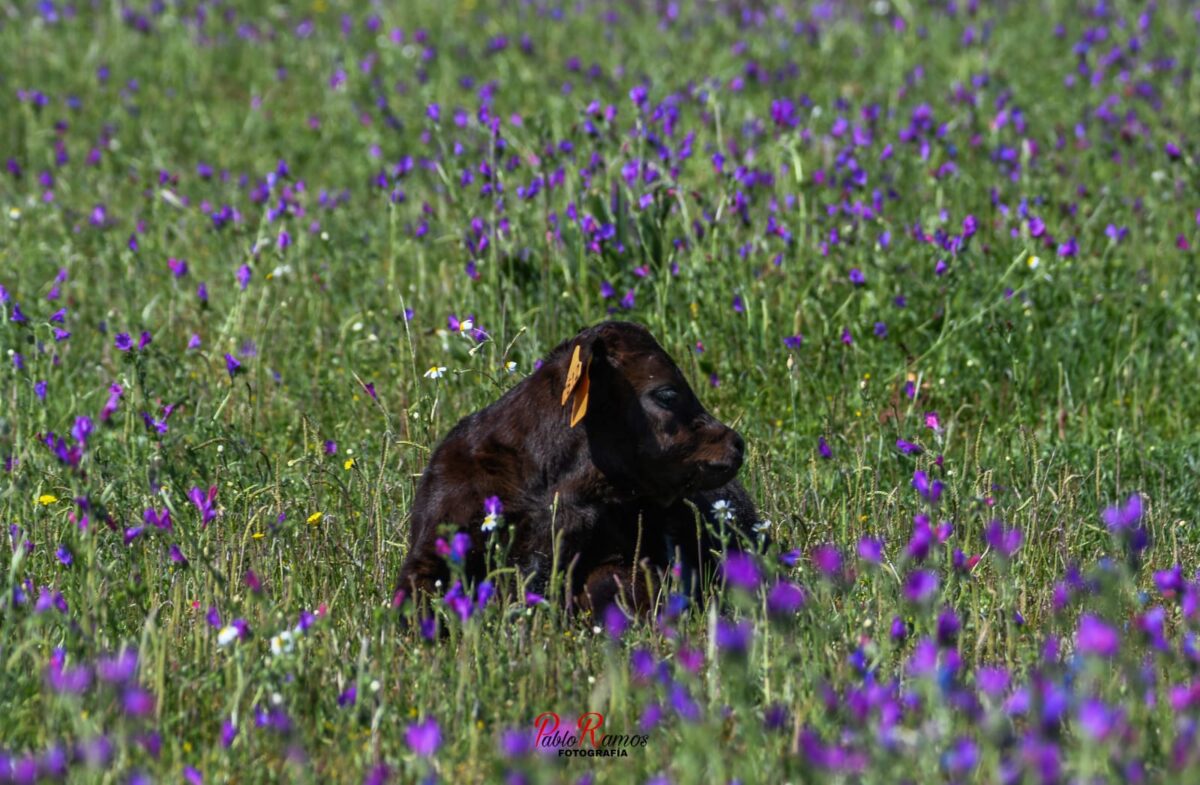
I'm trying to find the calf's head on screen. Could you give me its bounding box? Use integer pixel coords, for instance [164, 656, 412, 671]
[559, 322, 745, 504]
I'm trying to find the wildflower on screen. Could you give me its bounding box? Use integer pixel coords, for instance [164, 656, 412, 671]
[604, 604, 628, 639]
[38, 493, 58, 505]
[450, 532, 471, 562]
[481, 496, 503, 532]
[224, 353, 241, 378]
[912, 470, 943, 503]
[719, 553, 760, 591]
[767, 581, 805, 616]
[848, 268, 866, 286]
[818, 436, 832, 459]
[711, 499, 734, 522]
[423, 365, 447, 379]
[904, 570, 939, 603]
[1076, 614, 1119, 658]
[896, 439, 923, 455]
[188, 485, 218, 527]
[217, 625, 240, 646]
[1102, 493, 1143, 530]
[307, 511, 323, 525]
[270, 630, 296, 656]
[715, 620, 752, 655]
[668, 682, 701, 721]
[1078, 698, 1121, 741]
[405, 717, 441, 757]
[985, 520, 1022, 558]
[810, 545, 842, 578]
[857, 537, 883, 563]
[115, 333, 133, 351]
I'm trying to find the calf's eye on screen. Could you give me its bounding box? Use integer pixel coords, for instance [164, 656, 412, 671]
[652, 387, 679, 408]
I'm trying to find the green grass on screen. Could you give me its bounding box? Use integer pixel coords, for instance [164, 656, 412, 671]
[2, 0, 1200, 782]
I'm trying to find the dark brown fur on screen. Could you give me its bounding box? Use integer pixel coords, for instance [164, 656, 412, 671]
[395, 321, 759, 616]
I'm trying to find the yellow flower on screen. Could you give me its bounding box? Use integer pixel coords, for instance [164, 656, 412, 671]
[38, 494, 58, 506]
[344, 458, 355, 470]
[252, 532, 265, 540]
[307, 512, 323, 525]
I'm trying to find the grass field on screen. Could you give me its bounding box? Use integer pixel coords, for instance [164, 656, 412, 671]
[2, 1, 1200, 782]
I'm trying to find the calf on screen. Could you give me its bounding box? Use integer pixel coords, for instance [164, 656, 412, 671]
[395, 321, 759, 616]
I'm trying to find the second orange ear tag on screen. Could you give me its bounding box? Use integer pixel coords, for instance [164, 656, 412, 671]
[569, 364, 590, 427]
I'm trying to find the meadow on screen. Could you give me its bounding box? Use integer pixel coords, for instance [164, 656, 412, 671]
[2, 0, 1200, 782]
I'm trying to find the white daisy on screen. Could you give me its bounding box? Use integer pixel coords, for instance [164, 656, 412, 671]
[711, 499, 734, 522]
[217, 625, 239, 647]
[423, 366, 447, 379]
[270, 629, 296, 656]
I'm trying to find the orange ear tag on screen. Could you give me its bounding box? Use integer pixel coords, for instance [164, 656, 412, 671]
[569, 363, 590, 428]
[562, 344, 583, 405]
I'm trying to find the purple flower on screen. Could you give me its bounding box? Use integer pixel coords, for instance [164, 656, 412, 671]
[766, 581, 805, 616]
[449, 532, 471, 563]
[984, 520, 1022, 558]
[911, 470, 943, 503]
[484, 496, 503, 517]
[942, 737, 978, 776]
[904, 570, 939, 603]
[1154, 565, 1184, 596]
[55, 544, 72, 566]
[1076, 614, 1119, 658]
[446, 580, 472, 624]
[873, 322, 888, 338]
[337, 685, 357, 708]
[857, 537, 883, 563]
[719, 552, 760, 591]
[896, 439, 923, 455]
[810, 544, 842, 578]
[236, 264, 251, 290]
[848, 268, 866, 286]
[224, 353, 242, 379]
[668, 682, 700, 721]
[1078, 698, 1120, 741]
[405, 718, 441, 756]
[115, 332, 133, 351]
[937, 607, 960, 646]
[221, 719, 238, 748]
[977, 666, 1010, 697]
[169, 544, 188, 565]
[784, 334, 804, 350]
[1102, 493, 1143, 530]
[603, 604, 628, 639]
[189, 485, 218, 527]
[818, 436, 832, 459]
[715, 619, 753, 654]
[97, 649, 139, 683]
